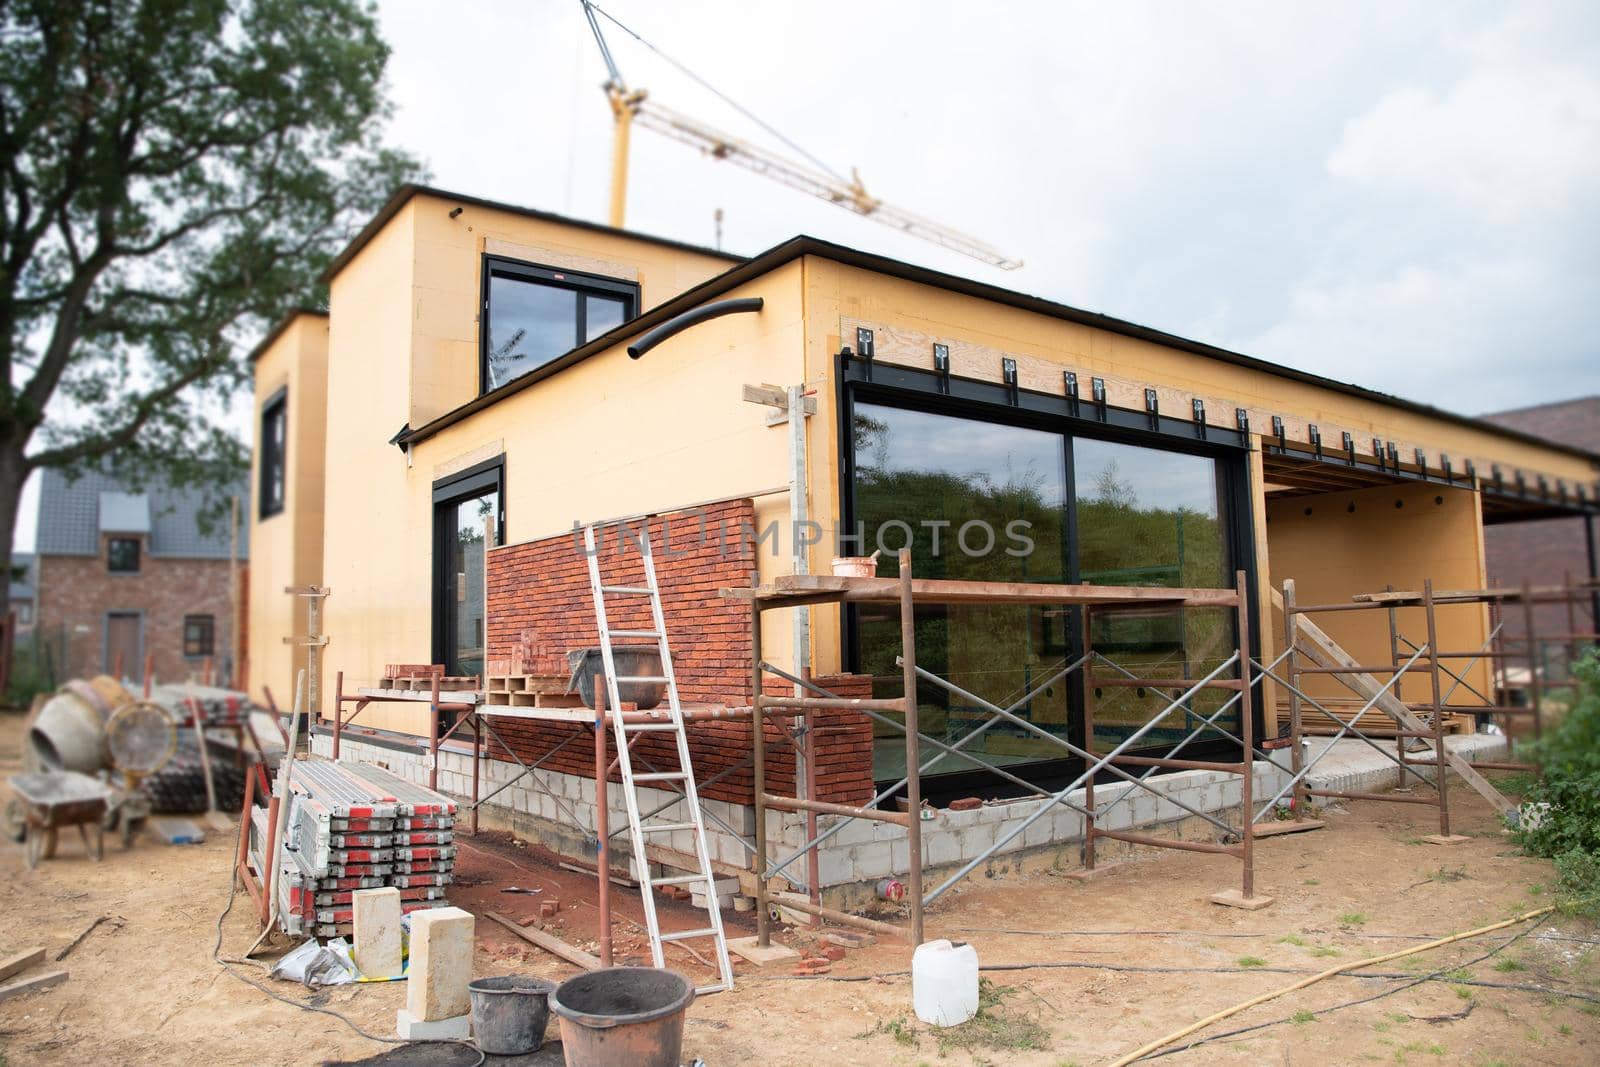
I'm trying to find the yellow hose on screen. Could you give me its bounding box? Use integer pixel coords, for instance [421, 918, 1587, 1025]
[1108, 906, 1555, 1067]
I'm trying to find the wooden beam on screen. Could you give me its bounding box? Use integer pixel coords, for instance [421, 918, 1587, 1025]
[1271, 588, 1512, 815]
[0, 969, 67, 1002]
[486, 913, 600, 970]
[0, 948, 44, 982]
[726, 574, 1232, 608]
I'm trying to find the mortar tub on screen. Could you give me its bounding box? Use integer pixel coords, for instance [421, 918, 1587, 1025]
[549, 967, 694, 1067]
[468, 975, 556, 1055]
[566, 646, 665, 711]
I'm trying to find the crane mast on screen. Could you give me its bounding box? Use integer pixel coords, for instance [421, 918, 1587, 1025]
[578, 1, 1021, 270]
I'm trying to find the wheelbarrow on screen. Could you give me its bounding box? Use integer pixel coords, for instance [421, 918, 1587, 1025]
[6, 771, 114, 869]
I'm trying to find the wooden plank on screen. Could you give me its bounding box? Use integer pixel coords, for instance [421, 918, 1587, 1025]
[1251, 819, 1326, 838]
[1272, 587, 1512, 815]
[725, 574, 1231, 608]
[0, 948, 44, 982]
[0, 969, 67, 1002]
[486, 913, 599, 970]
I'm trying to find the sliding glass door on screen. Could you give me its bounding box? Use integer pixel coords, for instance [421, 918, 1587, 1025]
[433, 461, 504, 679]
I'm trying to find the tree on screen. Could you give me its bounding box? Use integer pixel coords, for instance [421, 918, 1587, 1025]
[0, 0, 423, 584]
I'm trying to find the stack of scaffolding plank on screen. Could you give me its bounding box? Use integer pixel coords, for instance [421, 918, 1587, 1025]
[248, 760, 458, 938]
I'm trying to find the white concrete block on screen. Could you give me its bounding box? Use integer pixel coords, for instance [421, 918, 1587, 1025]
[353, 887, 404, 979]
[396, 1009, 469, 1040]
[407, 906, 475, 1022]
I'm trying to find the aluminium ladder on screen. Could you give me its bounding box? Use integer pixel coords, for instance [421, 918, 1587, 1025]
[583, 522, 736, 994]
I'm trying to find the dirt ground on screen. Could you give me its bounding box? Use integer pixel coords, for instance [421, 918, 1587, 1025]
[1, 707, 1595, 1066]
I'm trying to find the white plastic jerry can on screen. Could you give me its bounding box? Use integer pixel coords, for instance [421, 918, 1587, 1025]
[912, 938, 979, 1027]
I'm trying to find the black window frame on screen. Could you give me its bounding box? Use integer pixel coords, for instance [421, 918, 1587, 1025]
[259, 387, 288, 519]
[836, 352, 1261, 804]
[431, 456, 506, 674]
[183, 614, 216, 659]
[107, 536, 141, 575]
[479, 255, 640, 394]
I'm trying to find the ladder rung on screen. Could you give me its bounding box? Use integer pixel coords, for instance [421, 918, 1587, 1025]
[651, 873, 709, 887]
[634, 771, 688, 782]
[641, 822, 695, 834]
[624, 722, 678, 732]
[610, 630, 662, 639]
[695, 981, 731, 995]
[601, 585, 653, 595]
[660, 927, 718, 942]
[617, 675, 669, 684]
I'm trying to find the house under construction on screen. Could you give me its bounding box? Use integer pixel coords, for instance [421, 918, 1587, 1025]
[245, 185, 1600, 946]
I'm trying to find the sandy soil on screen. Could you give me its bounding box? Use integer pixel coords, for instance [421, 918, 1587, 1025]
[0, 707, 1595, 1066]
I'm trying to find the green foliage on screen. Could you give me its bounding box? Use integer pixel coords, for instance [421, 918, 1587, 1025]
[1339, 912, 1368, 926]
[933, 980, 1050, 1057]
[1512, 651, 1600, 918]
[0, 0, 423, 561]
[1236, 955, 1267, 968]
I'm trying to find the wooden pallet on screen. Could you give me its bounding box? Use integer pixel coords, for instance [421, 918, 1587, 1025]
[1281, 700, 1473, 737]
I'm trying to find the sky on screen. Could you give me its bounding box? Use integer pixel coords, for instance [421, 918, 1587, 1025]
[14, 0, 1598, 551]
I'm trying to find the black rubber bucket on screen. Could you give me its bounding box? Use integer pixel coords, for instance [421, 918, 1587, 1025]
[549, 967, 694, 1067]
[567, 646, 666, 711]
[468, 975, 556, 1055]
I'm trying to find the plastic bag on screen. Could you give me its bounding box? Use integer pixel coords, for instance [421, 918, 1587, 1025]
[269, 938, 357, 987]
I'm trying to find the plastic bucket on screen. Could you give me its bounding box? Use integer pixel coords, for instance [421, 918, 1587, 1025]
[468, 975, 556, 1055]
[831, 555, 879, 578]
[549, 967, 695, 1067]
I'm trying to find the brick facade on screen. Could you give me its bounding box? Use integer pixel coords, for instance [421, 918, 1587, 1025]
[484, 499, 874, 805]
[35, 533, 237, 683]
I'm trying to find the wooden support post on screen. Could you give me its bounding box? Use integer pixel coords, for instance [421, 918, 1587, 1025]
[1082, 603, 1097, 872]
[471, 715, 481, 836]
[1523, 581, 1543, 740]
[428, 672, 441, 791]
[1424, 580, 1451, 838]
[898, 549, 923, 947]
[751, 598, 768, 948]
[1283, 580, 1307, 817]
[1236, 570, 1257, 901]
[594, 700, 612, 967]
[332, 671, 344, 760]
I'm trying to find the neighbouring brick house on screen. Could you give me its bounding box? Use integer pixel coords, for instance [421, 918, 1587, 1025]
[1481, 395, 1600, 680]
[35, 465, 249, 684]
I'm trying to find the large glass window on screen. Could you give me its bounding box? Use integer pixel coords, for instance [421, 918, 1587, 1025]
[853, 404, 1071, 782]
[482, 258, 638, 391]
[1074, 438, 1232, 751]
[259, 391, 286, 519]
[850, 399, 1239, 790]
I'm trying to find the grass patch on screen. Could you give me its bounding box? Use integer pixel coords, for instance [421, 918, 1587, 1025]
[933, 979, 1051, 1058]
[1493, 958, 1526, 973]
[1339, 912, 1368, 926]
[1304, 878, 1321, 886]
[1290, 1010, 1316, 1024]
[855, 1016, 918, 1046]
[1452, 985, 1473, 1000]
[1392, 1040, 1446, 1062]
[1237, 956, 1267, 968]
[1312, 946, 1340, 958]
[1278, 934, 1306, 947]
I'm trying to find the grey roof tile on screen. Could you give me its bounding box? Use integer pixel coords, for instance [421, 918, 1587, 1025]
[36, 466, 250, 560]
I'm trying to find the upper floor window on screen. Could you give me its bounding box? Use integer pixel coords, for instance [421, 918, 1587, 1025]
[183, 614, 215, 658]
[260, 390, 287, 519]
[107, 537, 140, 574]
[481, 257, 638, 392]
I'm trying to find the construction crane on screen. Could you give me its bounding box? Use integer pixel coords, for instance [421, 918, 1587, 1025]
[579, 1, 1023, 271]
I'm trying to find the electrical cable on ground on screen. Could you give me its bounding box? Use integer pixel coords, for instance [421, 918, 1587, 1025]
[1144, 914, 1556, 1060]
[951, 925, 1600, 947]
[1106, 906, 1557, 1066]
[213, 825, 485, 1066]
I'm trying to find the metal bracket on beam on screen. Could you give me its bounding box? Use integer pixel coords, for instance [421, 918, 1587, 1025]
[1515, 470, 1528, 496]
[1492, 464, 1503, 490]
[1192, 398, 1206, 439]
[1271, 415, 1286, 453]
[1386, 441, 1400, 474]
[1002, 357, 1019, 403]
[1144, 388, 1159, 430]
[1308, 424, 1322, 461]
[1091, 377, 1107, 421]
[1342, 431, 1355, 466]
[1236, 408, 1250, 437]
[933, 343, 950, 394]
[1537, 474, 1550, 499]
[1441, 454, 1453, 483]
[1065, 372, 1081, 417]
[1413, 448, 1427, 480]
[1465, 458, 1476, 483]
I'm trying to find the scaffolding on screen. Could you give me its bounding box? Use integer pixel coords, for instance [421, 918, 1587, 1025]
[732, 554, 1267, 947]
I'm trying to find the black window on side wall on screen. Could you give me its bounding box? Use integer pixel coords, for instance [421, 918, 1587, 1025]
[183, 614, 215, 658]
[107, 537, 140, 574]
[259, 390, 287, 518]
[481, 257, 637, 392]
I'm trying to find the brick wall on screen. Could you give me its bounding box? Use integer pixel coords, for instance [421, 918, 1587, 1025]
[483, 499, 873, 804]
[36, 535, 237, 683]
